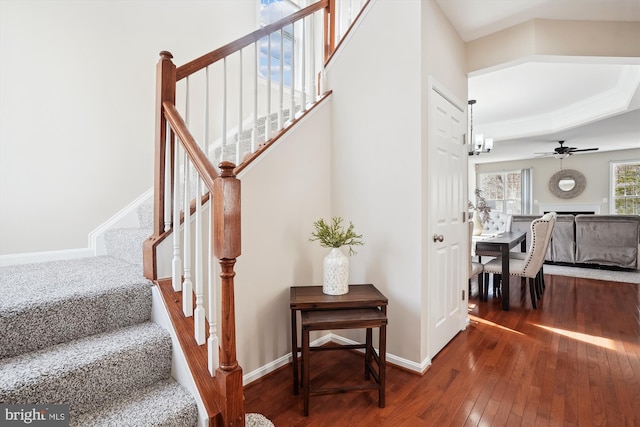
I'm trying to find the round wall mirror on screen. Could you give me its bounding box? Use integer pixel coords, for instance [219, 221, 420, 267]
[549, 169, 586, 199]
[558, 178, 576, 192]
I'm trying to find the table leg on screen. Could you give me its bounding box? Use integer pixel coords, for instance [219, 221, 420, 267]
[291, 309, 299, 395]
[501, 244, 510, 310]
[302, 325, 310, 416]
[379, 323, 386, 408]
[365, 327, 372, 380]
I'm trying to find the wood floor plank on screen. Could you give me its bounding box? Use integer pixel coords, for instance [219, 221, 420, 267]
[244, 273, 640, 426]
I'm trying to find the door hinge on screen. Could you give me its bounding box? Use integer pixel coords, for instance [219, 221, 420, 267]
[462, 289, 466, 301]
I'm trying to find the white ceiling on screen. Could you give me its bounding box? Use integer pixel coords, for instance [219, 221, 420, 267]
[435, 0, 640, 164]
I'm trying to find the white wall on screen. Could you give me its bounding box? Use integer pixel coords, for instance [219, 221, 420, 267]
[324, 0, 467, 367]
[0, 0, 257, 255]
[474, 148, 640, 214]
[325, 0, 423, 364]
[234, 100, 332, 375]
[419, 0, 468, 365]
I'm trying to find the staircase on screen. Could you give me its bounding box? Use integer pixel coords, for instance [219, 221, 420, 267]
[0, 203, 199, 426]
[214, 107, 302, 164]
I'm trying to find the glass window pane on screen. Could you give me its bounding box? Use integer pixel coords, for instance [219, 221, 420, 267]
[612, 161, 640, 214]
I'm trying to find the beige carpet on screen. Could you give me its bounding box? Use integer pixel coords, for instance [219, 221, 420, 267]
[544, 264, 640, 284]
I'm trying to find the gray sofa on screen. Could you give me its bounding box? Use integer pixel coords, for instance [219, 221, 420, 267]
[511, 214, 640, 270]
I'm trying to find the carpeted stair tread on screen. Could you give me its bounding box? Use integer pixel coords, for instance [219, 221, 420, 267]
[137, 202, 154, 229]
[0, 256, 151, 358]
[0, 322, 171, 418]
[71, 379, 197, 427]
[103, 227, 153, 266]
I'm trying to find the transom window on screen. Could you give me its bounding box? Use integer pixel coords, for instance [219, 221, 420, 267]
[611, 160, 640, 215]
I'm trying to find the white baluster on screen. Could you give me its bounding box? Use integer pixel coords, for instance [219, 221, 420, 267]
[164, 122, 172, 233]
[266, 35, 271, 142]
[252, 42, 258, 153]
[301, 17, 307, 111]
[278, 28, 284, 130]
[204, 66, 210, 158]
[237, 49, 243, 165]
[182, 77, 193, 316]
[172, 138, 182, 292]
[182, 158, 193, 317]
[337, 0, 343, 42]
[290, 22, 296, 123]
[221, 57, 227, 164]
[207, 205, 219, 376]
[194, 176, 205, 344]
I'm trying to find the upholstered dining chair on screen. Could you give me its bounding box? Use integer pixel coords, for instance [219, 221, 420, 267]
[483, 212, 557, 309]
[510, 212, 559, 297]
[482, 211, 513, 234]
[469, 221, 485, 300]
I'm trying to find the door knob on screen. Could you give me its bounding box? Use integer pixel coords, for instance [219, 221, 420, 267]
[433, 234, 444, 243]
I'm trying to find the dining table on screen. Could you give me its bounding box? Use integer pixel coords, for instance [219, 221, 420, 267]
[474, 231, 527, 311]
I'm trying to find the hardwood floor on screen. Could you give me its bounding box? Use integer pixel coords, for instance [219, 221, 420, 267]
[244, 274, 640, 426]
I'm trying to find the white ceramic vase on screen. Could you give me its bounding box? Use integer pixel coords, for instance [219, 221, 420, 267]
[322, 247, 349, 295]
[473, 209, 484, 236]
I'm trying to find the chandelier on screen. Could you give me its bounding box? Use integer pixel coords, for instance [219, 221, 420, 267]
[468, 99, 493, 155]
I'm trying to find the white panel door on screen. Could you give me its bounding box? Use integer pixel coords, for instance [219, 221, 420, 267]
[428, 84, 467, 359]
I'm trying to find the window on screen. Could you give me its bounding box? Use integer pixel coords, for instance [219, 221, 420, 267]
[259, 0, 302, 86]
[611, 160, 640, 215]
[477, 169, 532, 214]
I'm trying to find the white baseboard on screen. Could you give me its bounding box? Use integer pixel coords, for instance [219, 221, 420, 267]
[242, 332, 429, 387]
[329, 333, 431, 374]
[0, 248, 95, 267]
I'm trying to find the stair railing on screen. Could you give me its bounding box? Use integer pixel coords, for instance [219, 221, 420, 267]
[143, 1, 369, 425]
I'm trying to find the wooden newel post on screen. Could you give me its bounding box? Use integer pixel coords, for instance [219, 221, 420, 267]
[324, 0, 336, 62]
[143, 51, 176, 280]
[213, 161, 244, 426]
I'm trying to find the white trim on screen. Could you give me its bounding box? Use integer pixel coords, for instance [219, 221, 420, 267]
[242, 331, 429, 387]
[0, 248, 94, 267]
[538, 203, 601, 214]
[151, 287, 208, 427]
[88, 188, 154, 255]
[242, 333, 333, 385]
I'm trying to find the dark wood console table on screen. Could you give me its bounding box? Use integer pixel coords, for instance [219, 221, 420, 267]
[290, 284, 388, 416]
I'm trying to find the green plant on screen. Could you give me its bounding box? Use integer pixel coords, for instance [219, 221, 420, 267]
[310, 217, 364, 256]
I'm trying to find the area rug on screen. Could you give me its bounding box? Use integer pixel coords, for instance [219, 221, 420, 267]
[544, 264, 640, 284]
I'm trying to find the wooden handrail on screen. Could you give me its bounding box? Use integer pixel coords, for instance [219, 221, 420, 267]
[176, 0, 329, 81]
[162, 101, 219, 191]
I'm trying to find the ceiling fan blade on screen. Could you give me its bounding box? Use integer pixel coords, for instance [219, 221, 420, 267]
[570, 147, 599, 152]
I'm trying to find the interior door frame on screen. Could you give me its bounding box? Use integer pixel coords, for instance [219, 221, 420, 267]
[423, 76, 469, 362]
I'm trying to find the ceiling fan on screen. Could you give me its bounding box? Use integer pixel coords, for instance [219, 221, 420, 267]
[536, 141, 599, 159]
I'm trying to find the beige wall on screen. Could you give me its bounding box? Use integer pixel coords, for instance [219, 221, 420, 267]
[474, 149, 640, 215]
[467, 19, 640, 74]
[0, 0, 257, 255]
[324, 0, 468, 367]
[234, 100, 332, 376]
[419, 0, 468, 365]
[326, 0, 424, 365]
